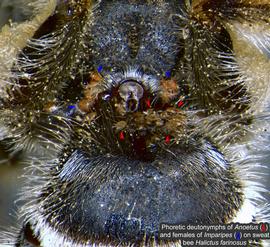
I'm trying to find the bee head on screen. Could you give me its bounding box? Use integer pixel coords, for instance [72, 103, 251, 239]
[3, 0, 270, 246]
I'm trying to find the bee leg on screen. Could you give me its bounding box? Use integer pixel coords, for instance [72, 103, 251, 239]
[15, 223, 40, 247]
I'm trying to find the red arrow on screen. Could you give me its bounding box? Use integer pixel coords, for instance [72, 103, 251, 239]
[119, 131, 125, 141]
[165, 135, 171, 144]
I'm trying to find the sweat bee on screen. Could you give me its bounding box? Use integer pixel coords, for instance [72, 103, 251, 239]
[0, 0, 270, 246]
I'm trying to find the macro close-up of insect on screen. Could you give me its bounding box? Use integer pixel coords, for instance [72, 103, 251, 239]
[0, 0, 270, 246]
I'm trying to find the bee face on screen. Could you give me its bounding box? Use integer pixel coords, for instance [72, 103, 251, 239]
[0, 0, 270, 246]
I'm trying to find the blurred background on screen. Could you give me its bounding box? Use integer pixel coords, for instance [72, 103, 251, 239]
[0, 0, 29, 27]
[0, 0, 31, 231]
